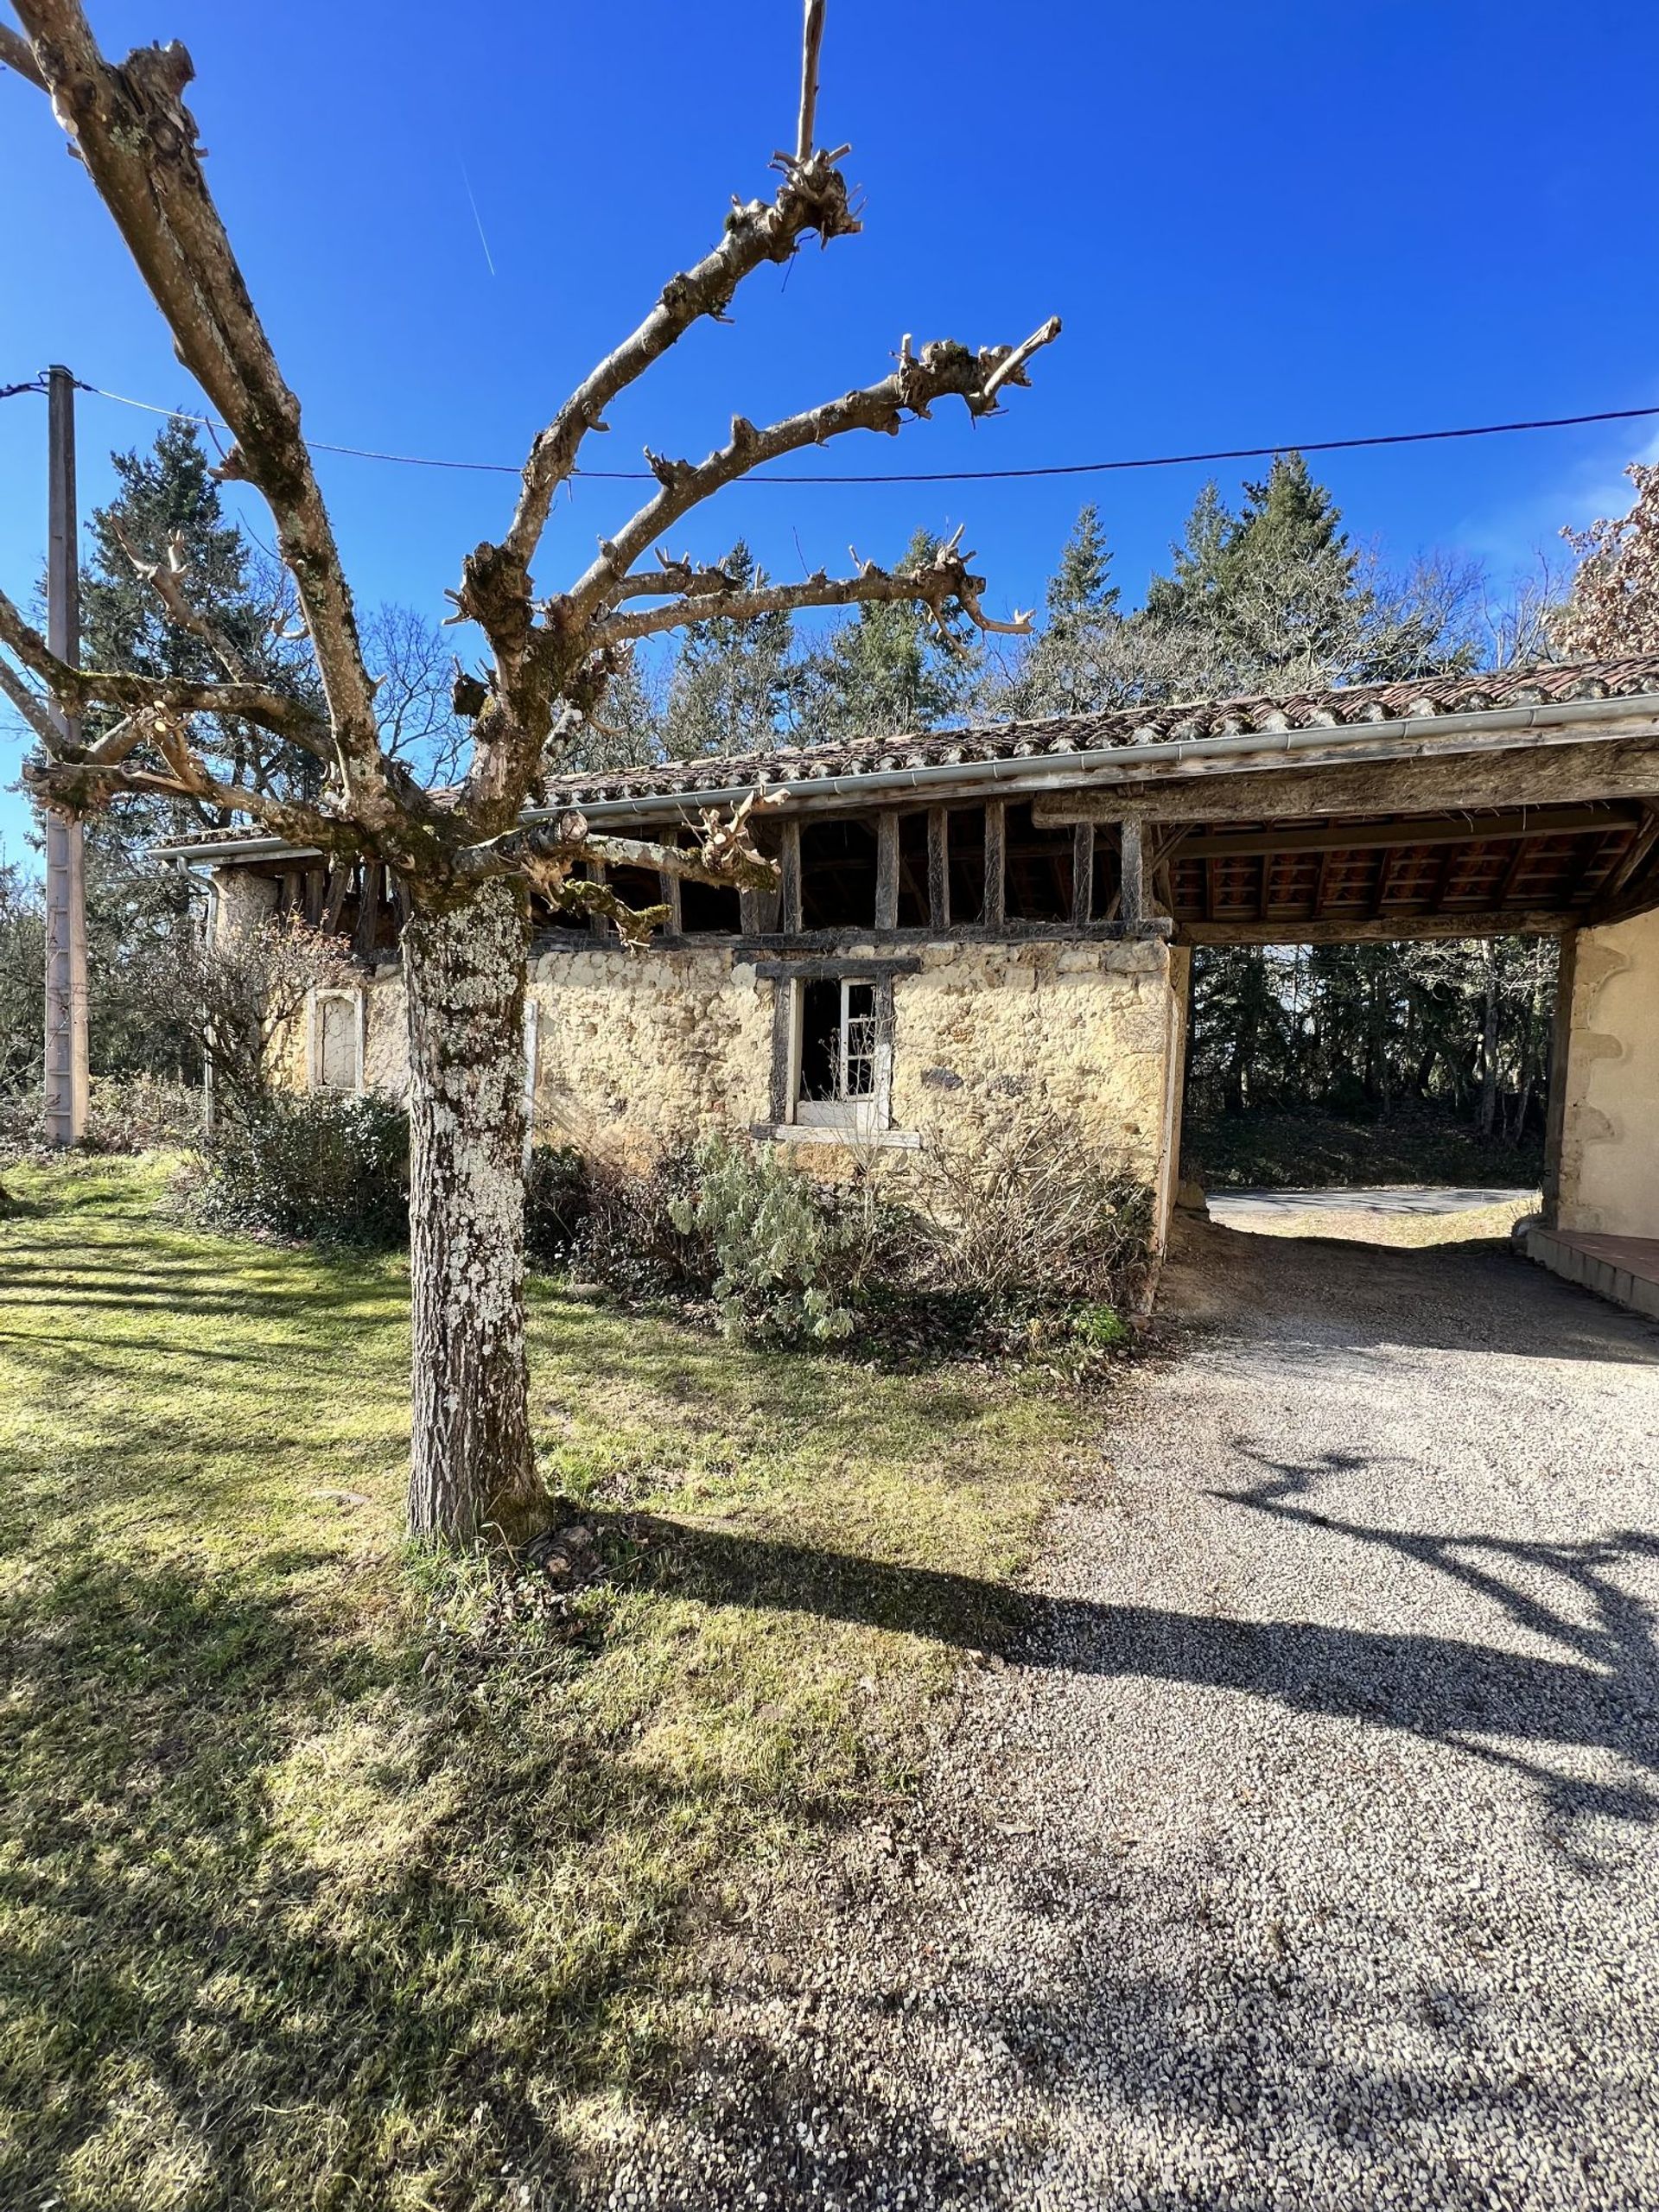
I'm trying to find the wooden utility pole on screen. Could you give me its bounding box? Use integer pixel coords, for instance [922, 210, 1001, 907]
[43, 363, 88, 1146]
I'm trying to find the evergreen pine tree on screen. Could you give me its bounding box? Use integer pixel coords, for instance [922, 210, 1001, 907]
[661, 541, 801, 757]
[798, 528, 978, 741]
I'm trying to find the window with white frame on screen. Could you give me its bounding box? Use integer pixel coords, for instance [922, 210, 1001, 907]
[794, 976, 886, 1129]
[310, 988, 365, 1093]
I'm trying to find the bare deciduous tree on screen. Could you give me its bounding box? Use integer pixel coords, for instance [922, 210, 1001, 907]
[146, 911, 358, 1128]
[1559, 461, 1659, 658]
[0, 2, 1058, 1545]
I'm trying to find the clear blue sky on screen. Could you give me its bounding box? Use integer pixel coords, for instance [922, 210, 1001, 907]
[3, 0, 1657, 866]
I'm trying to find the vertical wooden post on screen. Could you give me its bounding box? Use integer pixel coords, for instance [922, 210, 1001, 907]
[874, 810, 899, 930]
[658, 862, 683, 935]
[42, 365, 88, 1147]
[926, 805, 950, 931]
[1541, 927, 1578, 1228]
[1071, 823, 1095, 927]
[353, 862, 384, 962]
[779, 818, 803, 933]
[1119, 819, 1145, 929]
[587, 859, 608, 941]
[982, 799, 1006, 929]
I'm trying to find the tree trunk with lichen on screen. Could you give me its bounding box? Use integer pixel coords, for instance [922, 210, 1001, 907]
[404, 874, 545, 1547]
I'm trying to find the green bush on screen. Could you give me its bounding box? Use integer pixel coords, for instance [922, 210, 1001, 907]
[570, 1147, 709, 1300]
[524, 1141, 589, 1268]
[188, 1091, 409, 1247]
[1071, 1301, 1129, 1351]
[670, 1132, 855, 1344]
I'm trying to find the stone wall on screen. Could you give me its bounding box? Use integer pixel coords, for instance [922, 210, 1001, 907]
[1556, 908, 1659, 1238]
[331, 931, 1179, 1197]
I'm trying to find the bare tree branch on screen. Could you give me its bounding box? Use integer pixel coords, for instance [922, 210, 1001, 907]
[797, 0, 826, 165]
[13, 0, 393, 815]
[22, 751, 365, 851]
[594, 537, 1034, 648]
[110, 514, 253, 683]
[488, 152, 861, 604]
[561, 321, 1060, 623]
[0, 19, 45, 86]
[0, 581, 331, 752]
[457, 792, 781, 897]
[0, 655, 60, 745]
[611, 550, 745, 601]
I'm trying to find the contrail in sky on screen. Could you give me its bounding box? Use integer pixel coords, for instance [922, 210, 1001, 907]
[459, 159, 497, 277]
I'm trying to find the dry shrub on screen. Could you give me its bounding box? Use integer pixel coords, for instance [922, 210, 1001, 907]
[908, 1106, 1154, 1306]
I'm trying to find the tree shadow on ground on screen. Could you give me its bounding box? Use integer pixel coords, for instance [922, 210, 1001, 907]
[0, 1551, 719, 2210]
[628, 1499, 1659, 1835]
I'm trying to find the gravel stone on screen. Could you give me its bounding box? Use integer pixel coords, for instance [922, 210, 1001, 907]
[595, 1230, 1659, 2209]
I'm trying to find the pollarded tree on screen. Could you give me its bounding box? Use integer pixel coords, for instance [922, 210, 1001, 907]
[0, 2, 1058, 1547]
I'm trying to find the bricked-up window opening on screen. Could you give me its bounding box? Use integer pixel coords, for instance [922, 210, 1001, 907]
[801, 817, 879, 930]
[1004, 800, 1075, 921]
[797, 977, 879, 1128]
[311, 989, 363, 1092]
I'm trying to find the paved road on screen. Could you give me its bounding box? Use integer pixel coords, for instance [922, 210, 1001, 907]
[605, 1229, 1659, 2211]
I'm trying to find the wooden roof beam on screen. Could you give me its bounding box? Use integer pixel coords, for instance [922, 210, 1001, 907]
[1030, 741, 1659, 828]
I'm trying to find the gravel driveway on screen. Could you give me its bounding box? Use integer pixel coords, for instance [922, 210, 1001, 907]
[601, 1227, 1659, 2211]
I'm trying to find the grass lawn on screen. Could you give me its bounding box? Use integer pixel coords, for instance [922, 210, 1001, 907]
[0, 1156, 1088, 2210]
[1183, 1101, 1545, 1193]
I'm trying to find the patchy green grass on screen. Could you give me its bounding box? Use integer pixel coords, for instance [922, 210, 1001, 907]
[0, 1156, 1085, 2210]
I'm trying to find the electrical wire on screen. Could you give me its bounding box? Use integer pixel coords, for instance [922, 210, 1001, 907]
[10, 372, 1659, 486]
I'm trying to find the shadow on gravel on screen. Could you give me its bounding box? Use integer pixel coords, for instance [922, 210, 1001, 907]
[1166, 1224, 1659, 1367]
[639, 1507, 1659, 1834]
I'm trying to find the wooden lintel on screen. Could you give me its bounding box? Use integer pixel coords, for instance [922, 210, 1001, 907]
[1029, 739, 1659, 828]
[750, 956, 925, 982]
[729, 918, 1173, 958]
[1178, 907, 1574, 946]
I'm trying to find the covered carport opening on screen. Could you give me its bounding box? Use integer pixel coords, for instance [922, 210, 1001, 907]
[1027, 687, 1659, 1304]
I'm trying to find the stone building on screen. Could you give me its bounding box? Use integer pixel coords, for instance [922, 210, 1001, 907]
[175, 656, 1659, 1285]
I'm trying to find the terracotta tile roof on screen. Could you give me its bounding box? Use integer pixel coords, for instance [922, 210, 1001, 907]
[547, 654, 1659, 808]
[156, 656, 1659, 860]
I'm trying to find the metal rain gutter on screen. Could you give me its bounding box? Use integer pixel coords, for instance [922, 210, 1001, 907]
[155, 690, 1659, 864]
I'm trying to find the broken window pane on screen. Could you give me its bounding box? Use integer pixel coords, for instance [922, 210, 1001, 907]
[798, 977, 879, 1123]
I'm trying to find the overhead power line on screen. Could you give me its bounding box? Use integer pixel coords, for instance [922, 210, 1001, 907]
[8, 371, 1658, 486]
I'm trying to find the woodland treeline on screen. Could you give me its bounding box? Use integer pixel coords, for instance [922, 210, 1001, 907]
[0, 419, 1643, 1141]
